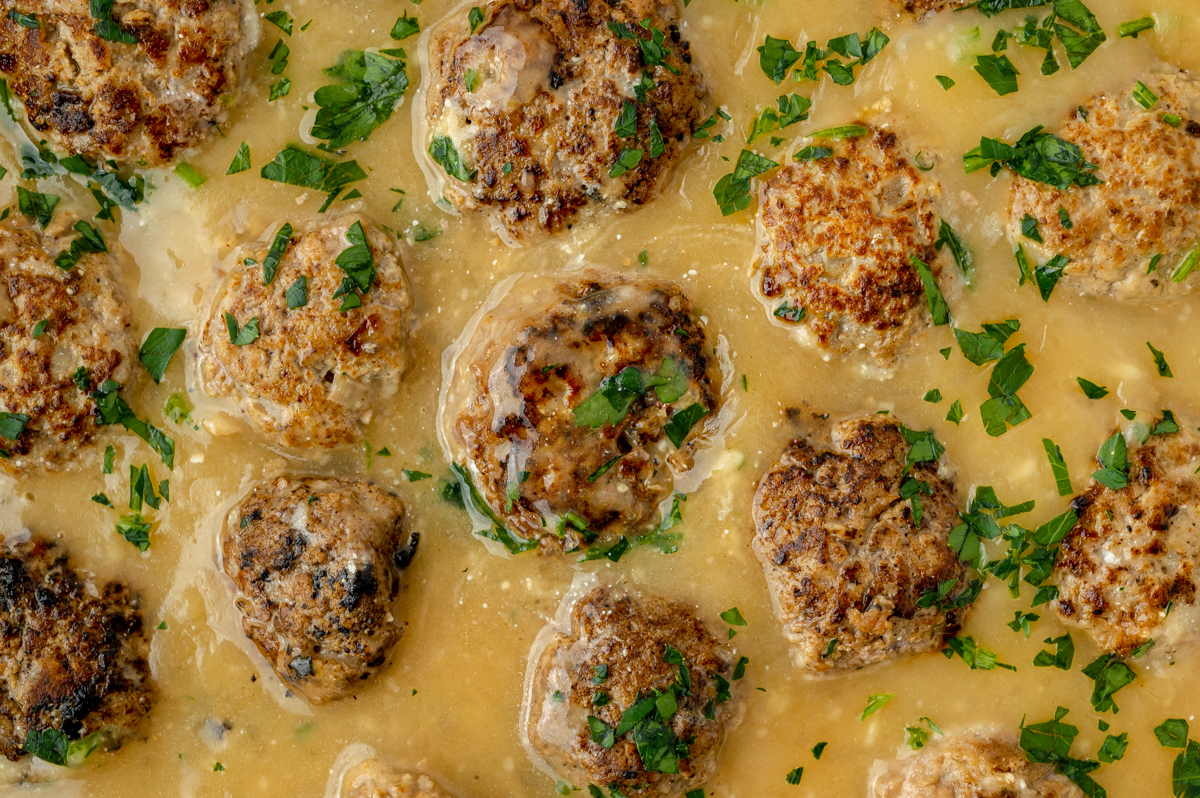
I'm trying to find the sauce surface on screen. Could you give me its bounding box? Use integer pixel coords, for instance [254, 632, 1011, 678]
[2, 0, 1200, 795]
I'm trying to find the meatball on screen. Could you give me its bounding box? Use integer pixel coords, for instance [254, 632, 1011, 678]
[219, 475, 417, 704]
[441, 271, 723, 554]
[419, 0, 706, 243]
[1008, 66, 1200, 300]
[753, 124, 947, 367]
[1052, 425, 1200, 657]
[198, 214, 414, 449]
[0, 0, 253, 167]
[751, 415, 967, 674]
[522, 583, 742, 798]
[0, 535, 155, 761]
[870, 733, 1084, 798]
[338, 754, 457, 798]
[0, 211, 134, 473]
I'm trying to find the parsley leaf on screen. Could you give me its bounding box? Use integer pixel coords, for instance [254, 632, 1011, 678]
[227, 142, 252, 175]
[1118, 16, 1155, 38]
[391, 11, 420, 40]
[429, 134, 476, 182]
[1156, 719, 1190, 749]
[53, 220, 108, 270]
[335, 220, 376, 296]
[1147, 342, 1173, 377]
[1081, 653, 1136, 713]
[974, 54, 1020, 95]
[311, 50, 409, 149]
[935, 219, 973, 278]
[16, 186, 58, 228]
[260, 145, 367, 202]
[285, 275, 308, 310]
[224, 313, 260, 346]
[713, 150, 778, 216]
[964, 126, 1102, 190]
[264, 9, 293, 34]
[88, 380, 174, 468]
[261, 223, 293, 286]
[663, 403, 708, 448]
[954, 319, 1020, 366]
[911, 255, 950, 326]
[1076, 377, 1108, 398]
[1033, 632, 1074, 669]
[1091, 432, 1127, 490]
[23, 728, 69, 765]
[860, 693, 893, 721]
[138, 328, 186, 384]
[1042, 438, 1072, 496]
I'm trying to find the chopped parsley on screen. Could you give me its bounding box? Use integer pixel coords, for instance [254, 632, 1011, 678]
[138, 328, 186, 384]
[911, 255, 950, 326]
[719, 607, 747, 627]
[773, 303, 804, 322]
[429, 135, 476, 182]
[7, 10, 37, 28]
[285, 275, 308, 309]
[572, 359, 688, 429]
[746, 94, 812, 144]
[924, 389, 942, 404]
[260, 145, 367, 208]
[1081, 653, 1136, 713]
[943, 635, 1016, 671]
[311, 50, 409, 149]
[1147, 342, 1173, 377]
[1008, 610, 1039, 637]
[945, 399, 964, 425]
[1019, 706, 1106, 797]
[53, 221, 108, 270]
[16, 186, 58, 228]
[227, 142, 252, 175]
[964, 126, 1102, 190]
[609, 148, 644, 178]
[391, 11, 420, 40]
[1042, 438, 1072, 496]
[935, 220, 973, 279]
[1097, 733, 1128, 763]
[860, 693, 894, 720]
[448, 462, 537, 554]
[90, 0, 137, 43]
[1076, 377, 1108, 398]
[663, 403, 708, 448]
[936, 75, 956, 90]
[173, 162, 206, 188]
[974, 54, 1020, 95]
[785, 767, 803, 785]
[224, 313, 260, 346]
[88, 380, 175, 468]
[759, 28, 888, 86]
[793, 145, 832, 161]
[1033, 632, 1074, 670]
[264, 9, 293, 34]
[1156, 719, 1190, 749]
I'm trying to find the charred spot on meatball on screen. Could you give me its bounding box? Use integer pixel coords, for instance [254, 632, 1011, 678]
[0, 0, 254, 167]
[1009, 66, 1200, 300]
[751, 415, 968, 674]
[871, 732, 1085, 798]
[523, 584, 742, 798]
[1053, 425, 1200, 658]
[0, 535, 155, 761]
[421, 0, 706, 242]
[753, 124, 947, 367]
[443, 271, 722, 554]
[220, 476, 412, 704]
[0, 211, 134, 473]
[198, 214, 414, 449]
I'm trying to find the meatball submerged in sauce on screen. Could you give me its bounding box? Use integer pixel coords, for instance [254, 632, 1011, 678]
[1053, 424, 1200, 658]
[220, 476, 417, 704]
[870, 733, 1084, 798]
[0, 535, 155, 761]
[1009, 66, 1200, 300]
[336, 754, 459, 798]
[420, 0, 706, 243]
[0, 211, 134, 473]
[442, 271, 723, 554]
[0, 0, 254, 167]
[522, 584, 743, 798]
[199, 214, 414, 449]
[753, 124, 951, 369]
[752, 415, 969, 674]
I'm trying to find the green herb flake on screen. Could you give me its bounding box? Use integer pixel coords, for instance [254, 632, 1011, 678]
[1033, 633, 1074, 670]
[261, 223, 293, 285]
[224, 313, 260, 346]
[1081, 653, 1137, 713]
[1118, 16, 1155, 38]
[1147, 342, 1173, 377]
[173, 162, 207, 188]
[138, 328, 187, 383]
[923, 389, 942, 404]
[720, 607, 747, 627]
[911, 255, 950, 326]
[264, 9, 293, 34]
[285, 275, 308, 309]
[226, 142, 252, 175]
[429, 135, 476, 182]
[1133, 80, 1159, 110]
[785, 767, 803, 785]
[945, 399, 964, 425]
[936, 75, 956, 90]
[468, 6, 483, 33]
[16, 186, 59, 228]
[1076, 377, 1108, 399]
[860, 693, 894, 721]
[391, 11, 420, 40]
[974, 54, 1020, 95]
[1155, 718, 1190, 749]
[1042, 438, 1072, 496]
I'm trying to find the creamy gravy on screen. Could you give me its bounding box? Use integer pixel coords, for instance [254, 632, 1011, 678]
[1, 0, 1199, 795]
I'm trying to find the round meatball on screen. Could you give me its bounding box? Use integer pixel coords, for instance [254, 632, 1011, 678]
[420, 0, 705, 243]
[198, 214, 414, 449]
[522, 583, 742, 798]
[338, 755, 458, 798]
[0, 0, 253, 167]
[0, 211, 134, 473]
[751, 415, 967, 674]
[219, 475, 417, 704]
[870, 733, 1084, 798]
[1053, 424, 1200, 657]
[0, 535, 155, 761]
[441, 271, 722, 554]
[1009, 66, 1200, 300]
[753, 124, 947, 367]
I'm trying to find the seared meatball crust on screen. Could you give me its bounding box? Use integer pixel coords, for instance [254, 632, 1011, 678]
[1053, 426, 1200, 657]
[523, 584, 741, 798]
[753, 124, 945, 367]
[0, 211, 134, 474]
[421, 0, 705, 243]
[1009, 66, 1200, 300]
[0, 535, 155, 761]
[219, 476, 416, 705]
[0, 0, 253, 167]
[199, 214, 414, 449]
[870, 733, 1084, 798]
[893, 0, 971, 16]
[341, 756, 458, 798]
[444, 271, 722, 553]
[752, 415, 967, 674]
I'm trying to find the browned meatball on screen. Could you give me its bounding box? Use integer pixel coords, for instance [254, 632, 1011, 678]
[870, 733, 1084, 798]
[1009, 66, 1200, 300]
[522, 584, 742, 798]
[0, 535, 155, 761]
[891, 0, 971, 16]
[753, 124, 947, 367]
[441, 271, 722, 554]
[420, 0, 705, 243]
[751, 415, 967, 674]
[0, 211, 134, 473]
[1053, 425, 1200, 657]
[219, 476, 417, 704]
[339, 753, 458, 798]
[198, 214, 414, 449]
[0, 0, 254, 167]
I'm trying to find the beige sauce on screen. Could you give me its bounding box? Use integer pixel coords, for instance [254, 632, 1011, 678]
[2, 0, 1200, 794]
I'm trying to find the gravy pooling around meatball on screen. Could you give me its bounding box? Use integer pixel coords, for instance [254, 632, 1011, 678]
[440, 270, 725, 555]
